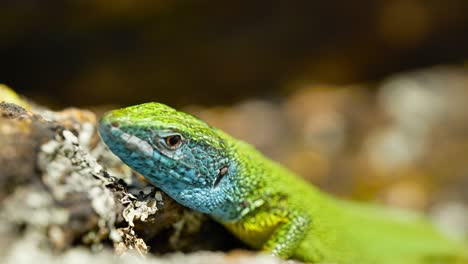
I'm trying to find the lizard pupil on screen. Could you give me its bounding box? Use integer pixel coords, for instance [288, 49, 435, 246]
[165, 135, 182, 149]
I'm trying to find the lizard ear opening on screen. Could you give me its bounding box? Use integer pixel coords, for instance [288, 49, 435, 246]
[213, 166, 229, 188]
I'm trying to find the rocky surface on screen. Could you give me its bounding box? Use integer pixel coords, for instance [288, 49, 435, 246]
[0, 91, 253, 263]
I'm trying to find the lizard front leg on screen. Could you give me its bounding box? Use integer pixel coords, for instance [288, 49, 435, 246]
[262, 212, 310, 258]
[222, 200, 311, 259]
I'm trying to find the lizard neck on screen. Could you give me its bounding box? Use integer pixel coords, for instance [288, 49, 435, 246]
[210, 131, 271, 222]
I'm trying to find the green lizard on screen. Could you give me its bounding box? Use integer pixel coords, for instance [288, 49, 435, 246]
[99, 102, 468, 264]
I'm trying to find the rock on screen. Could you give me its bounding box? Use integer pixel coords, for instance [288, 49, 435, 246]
[0, 94, 243, 260]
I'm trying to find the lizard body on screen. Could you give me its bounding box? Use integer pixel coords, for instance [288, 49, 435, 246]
[99, 102, 468, 263]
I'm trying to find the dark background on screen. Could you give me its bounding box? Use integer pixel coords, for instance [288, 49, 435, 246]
[1, 0, 468, 107]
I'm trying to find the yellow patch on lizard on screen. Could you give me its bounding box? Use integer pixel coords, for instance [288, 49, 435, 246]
[223, 209, 287, 249]
[0, 84, 31, 110]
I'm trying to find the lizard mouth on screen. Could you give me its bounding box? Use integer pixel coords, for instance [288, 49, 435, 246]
[99, 119, 154, 158]
[213, 165, 228, 188]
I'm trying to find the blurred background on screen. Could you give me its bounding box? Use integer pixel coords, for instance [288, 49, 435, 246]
[1, 0, 468, 237]
[1, 0, 468, 107]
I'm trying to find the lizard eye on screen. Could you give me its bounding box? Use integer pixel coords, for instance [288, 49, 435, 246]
[162, 134, 184, 150]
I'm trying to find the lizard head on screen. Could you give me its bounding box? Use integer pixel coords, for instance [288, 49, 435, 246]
[99, 102, 241, 221]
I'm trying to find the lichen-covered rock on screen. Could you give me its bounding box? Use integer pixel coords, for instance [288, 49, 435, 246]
[0, 96, 246, 262]
[0, 102, 53, 200]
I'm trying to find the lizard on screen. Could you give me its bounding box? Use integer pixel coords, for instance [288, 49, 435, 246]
[98, 102, 468, 264]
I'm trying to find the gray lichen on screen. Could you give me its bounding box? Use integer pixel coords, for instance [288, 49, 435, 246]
[0, 96, 276, 263]
[39, 129, 125, 245]
[0, 101, 185, 255]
